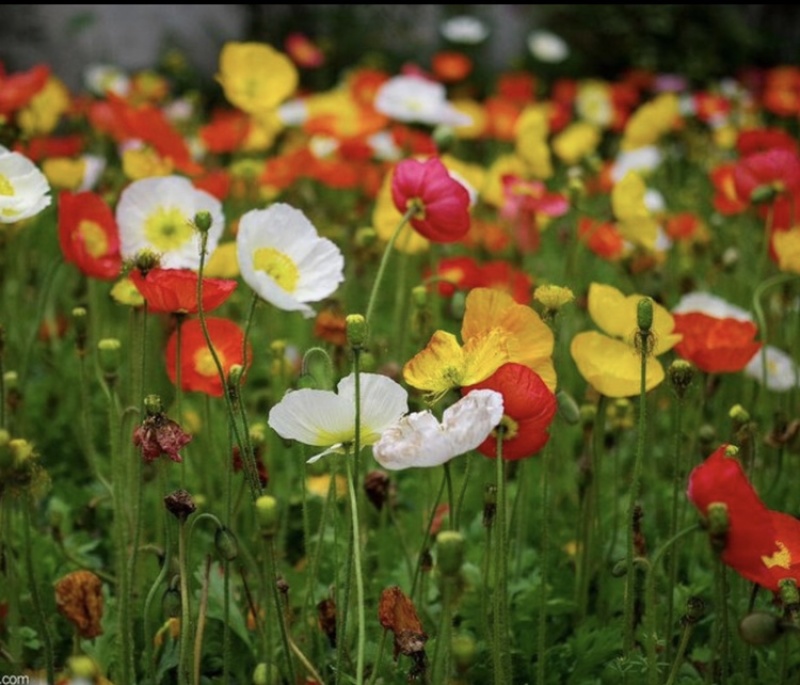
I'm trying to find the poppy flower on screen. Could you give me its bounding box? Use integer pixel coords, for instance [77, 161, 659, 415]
[431, 51, 473, 83]
[462, 363, 557, 460]
[428, 255, 483, 297]
[672, 312, 761, 374]
[745, 345, 800, 393]
[688, 444, 800, 593]
[284, 33, 325, 69]
[58, 191, 122, 280]
[0, 64, 49, 115]
[116, 176, 225, 270]
[374, 75, 471, 127]
[217, 42, 298, 114]
[129, 268, 237, 315]
[570, 283, 681, 398]
[268, 373, 409, 463]
[733, 149, 800, 230]
[391, 157, 471, 243]
[477, 261, 533, 304]
[499, 174, 569, 253]
[611, 171, 660, 251]
[237, 203, 344, 318]
[165, 317, 251, 397]
[133, 410, 193, 463]
[372, 389, 503, 470]
[0, 145, 52, 223]
[577, 218, 626, 261]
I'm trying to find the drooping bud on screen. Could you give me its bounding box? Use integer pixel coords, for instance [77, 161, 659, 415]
[739, 611, 784, 646]
[194, 210, 213, 234]
[255, 495, 279, 538]
[436, 531, 465, 578]
[164, 489, 196, 521]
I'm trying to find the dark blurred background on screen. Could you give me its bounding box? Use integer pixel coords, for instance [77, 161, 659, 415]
[1, 5, 799, 93]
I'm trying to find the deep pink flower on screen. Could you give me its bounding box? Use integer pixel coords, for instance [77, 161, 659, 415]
[391, 157, 471, 243]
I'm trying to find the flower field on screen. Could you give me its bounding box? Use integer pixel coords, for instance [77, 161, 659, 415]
[1, 14, 800, 685]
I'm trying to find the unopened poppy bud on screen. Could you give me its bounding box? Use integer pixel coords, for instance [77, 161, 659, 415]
[750, 184, 778, 205]
[706, 502, 729, 553]
[724, 444, 739, 458]
[133, 248, 160, 276]
[194, 210, 213, 234]
[97, 338, 121, 380]
[252, 662, 280, 685]
[437, 531, 465, 577]
[215, 526, 239, 562]
[162, 585, 181, 618]
[255, 495, 279, 537]
[452, 633, 477, 671]
[682, 596, 705, 625]
[67, 654, 100, 678]
[355, 226, 377, 249]
[144, 393, 163, 416]
[637, 297, 653, 333]
[360, 351, 377, 371]
[556, 390, 580, 425]
[164, 489, 196, 521]
[739, 611, 784, 646]
[346, 314, 368, 350]
[411, 285, 428, 308]
[71, 307, 88, 355]
[228, 364, 245, 390]
[729, 404, 750, 425]
[449, 290, 467, 319]
[668, 360, 695, 399]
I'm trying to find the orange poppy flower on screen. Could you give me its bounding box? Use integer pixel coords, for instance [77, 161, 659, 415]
[672, 312, 761, 374]
[58, 191, 122, 280]
[130, 268, 237, 315]
[431, 51, 473, 83]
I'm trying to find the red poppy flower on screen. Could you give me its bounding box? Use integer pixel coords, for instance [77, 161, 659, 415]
[284, 32, 325, 69]
[427, 256, 483, 297]
[733, 149, 800, 230]
[462, 363, 557, 460]
[431, 51, 473, 83]
[737, 128, 798, 157]
[688, 444, 800, 592]
[672, 312, 761, 374]
[500, 175, 569, 254]
[165, 317, 251, 397]
[58, 191, 122, 280]
[200, 110, 250, 154]
[0, 63, 49, 115]
[709, 163, 748, 216]
[665, 212, 703, 241]
[577, 217, 625, 261]
[391, 157, 471, 243]
[130, 268, 237, 315]
[478, 261, 533, 304]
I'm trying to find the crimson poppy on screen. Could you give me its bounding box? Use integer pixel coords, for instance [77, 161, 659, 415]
[165, 317, 251, 397]
[688, 444, 800, 593]
[672, 312, 761, 374]
[391, 157, 471, 243]
[130, 268, 237, 315]
[462, 362, 557, 460]
[58, 191, 122, 280]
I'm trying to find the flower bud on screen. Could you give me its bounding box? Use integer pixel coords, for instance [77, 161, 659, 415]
[364, 469, 391, 511]
[355, 226, 377, 249]
[215, 526, 239, 562]
[255, 495, 279, 537]
[144, 393, 163, 416]
[133, 248, 160, 276]
[556, 390, 581, 425]
[706, 502, 729, 553]
[71, 307, 88, 355]
[194, 210, 213, 233]
[739, 611, 784, 646]
[534, 284, 575, 312]
[9, 438, 34, 468]
[411, 285, 428, 308]
[436, 531, 466, 578]
[452, 633, 477, 671]
[750, 184, 778, 205]
[729, 404, 750, 425]
[67, 655, 100, 679]
[346, 314, 368, 350]
[164, 489, 196, 521]
[637, 297, 653, 333]
[252, 662, 280, 685]
[668, 360, 695, 399]
[97, 338, 122, 381]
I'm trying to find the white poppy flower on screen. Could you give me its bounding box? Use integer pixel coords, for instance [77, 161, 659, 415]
[672, 292, 752, 322]
[372, 389, 504, 470]
[268, 373, 409, 463]
[237, 203, 344, 318]
[0, 146, 52, 224]
[84, 64, 131, 96]
[527, 30, 569, 63]
[440, 15, 489, 44]
[116, 175, 224, 269]
[611, 146, 663, 183]
[374, 75, 472, 128]
[745, 346, 800, 392]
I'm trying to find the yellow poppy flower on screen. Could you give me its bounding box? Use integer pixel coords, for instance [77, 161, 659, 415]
[570, 282, 681, 398]
[621, 93, 680, 151]
[515, 105, 552, 180]
[611, 171, 659, 251]
[481, 153, 528, 208]
[773, 228, 800, 274]
[552, 121, 601, 166]
[217, 42, 298, 114]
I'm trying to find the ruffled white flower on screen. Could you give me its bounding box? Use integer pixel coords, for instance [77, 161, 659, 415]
[0, 146, 52, 224]
[527, 30, 569, 63]
[440, 15, 489, 44]
[116, 176, 224, 269]
[375, 75, 472, 128]
[672, 292, 752, 322]
[237, 203, 344, 318]
[268, 373, 409, 463]
[372, 389, 504, 470]
[744, 346, 800, 392]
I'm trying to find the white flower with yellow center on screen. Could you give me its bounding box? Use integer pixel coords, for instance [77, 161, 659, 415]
[0, 145, 52, 224]
[268, 373, 409, 463]
[237, 203, 344, 318]
[116, 176, 224, 269]
[372, 389, 504, 470]
[375, 75, 472, 127]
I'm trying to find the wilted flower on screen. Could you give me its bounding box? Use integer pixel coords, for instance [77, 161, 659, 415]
[55, 570, 104, 638]
[378, 586, 428, 671]
[133, 409, 193, 463]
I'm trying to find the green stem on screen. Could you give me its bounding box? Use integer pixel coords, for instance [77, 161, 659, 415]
[366, 630, 389, 685]
[537, 439, 553, 684]
[265, 536, 297, 685]
[345, 455, 366, 685]
[664, 620, 695, 685]
[443, 462, 455, 531]
[177, 517, 193, 685]
[431, 575, 454, 684]
[493, 436, 510, 685]
[453, 456, 472, 532]
[666, 397, 686, 662]
[411, 474, 447, 599]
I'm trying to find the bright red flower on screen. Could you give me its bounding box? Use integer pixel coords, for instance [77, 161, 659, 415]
[165, 317, 251, 397]
[577, 217, 625, 261]
[200, 109, 250, 154]
[0, 63, 49, 115]
[478, 261, 533, 304]
[431, 51, 473, 83]
[391, 157, 471, 243]
[688, 444, 800, 593]
[500, 175, 569, 254]
[462, 363, 557, 461]
[130, 268, 237, 315]
[58, 191, 122, 280]
[664, 212, 703, 241]
[733, 149, 800, 230]
[737, 128, 798, 157]
[672, 312, 761, 374]
[709, 163, 748, 216]
[428, 255, 483, 297]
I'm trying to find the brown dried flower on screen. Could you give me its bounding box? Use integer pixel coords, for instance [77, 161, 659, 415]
[55, 570, 104, 638]
[133, 412, 192, 463]
[378, 585, 428, 677]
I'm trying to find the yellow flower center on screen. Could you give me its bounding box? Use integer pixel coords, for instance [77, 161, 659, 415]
[0, 174, 14, 196]
[78, 220, 109, 258]
[252, 247, 299, 293]
[762, 540, 792, 570]
[492, 415, 519, 441]
[407, 197, 426, 220]
[144, 206, 193, 251]
[193, 347, 224, 378]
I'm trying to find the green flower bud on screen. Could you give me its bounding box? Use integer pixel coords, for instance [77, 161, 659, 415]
[194, 210, 213, 233]
[706, 502, 729, 553]
[67, 655, 100, 678]
[556, 390, 580, 425]
[668, 360, 695, 400]
[255, 495, 279, 537]
[637, 297, 653, 333]
[144, 393, 163, 416]
[346, 314, 368, 350]
[215, 526, 239, 562]
[436, 531, 465, 577]
[10, 438, 34, 467]
[739, 611, 784, 646]
[411, 285, 428, 308]
[97, 338, 122, 379]
[71, 306, 88, 354]
[729, 404, 750, 424]
[452, 633, 477, 671]
[133, 248, 160, 276]
[750, 184, 778, 205]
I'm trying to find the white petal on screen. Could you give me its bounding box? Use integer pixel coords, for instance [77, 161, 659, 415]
[337, 373, 409, 444]
[268, 388, 354, 446]
[672, 292, 752, 322]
